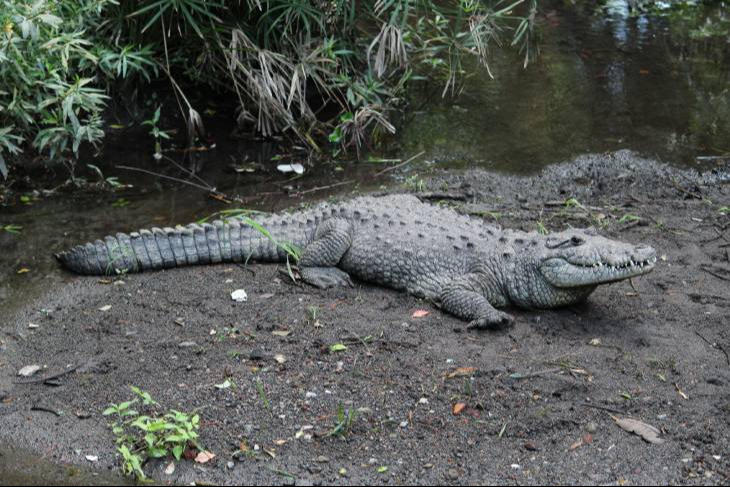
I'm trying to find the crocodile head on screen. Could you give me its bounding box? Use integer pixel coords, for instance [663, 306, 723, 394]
[509, 228, 657, 308]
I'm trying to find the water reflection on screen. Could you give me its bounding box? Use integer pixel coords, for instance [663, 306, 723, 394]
[400, 0, 730, 173]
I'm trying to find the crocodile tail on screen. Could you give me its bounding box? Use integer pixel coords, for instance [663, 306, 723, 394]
[56, 219, 291, 276]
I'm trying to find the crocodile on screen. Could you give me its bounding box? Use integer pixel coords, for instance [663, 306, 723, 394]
[56, 194, 657, 328]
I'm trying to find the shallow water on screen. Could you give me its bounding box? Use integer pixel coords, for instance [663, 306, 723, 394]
[0, 446, 132, 486]
[401, 0, 730, 173]
[0, 0, 728, 482]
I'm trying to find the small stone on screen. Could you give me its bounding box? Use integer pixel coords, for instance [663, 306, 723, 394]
[178, 341, 197, 348]
[315, 455, 329, 463]
[447, 469, 459, 480]
[227, 461, 235, 470]
[586, 422, 598, 433]
[305, 391, 317, 399]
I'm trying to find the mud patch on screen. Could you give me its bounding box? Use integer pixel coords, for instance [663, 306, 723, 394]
[1, 152, 729, 485]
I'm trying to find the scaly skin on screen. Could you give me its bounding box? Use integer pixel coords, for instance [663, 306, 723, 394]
[56, 194, 657, 329]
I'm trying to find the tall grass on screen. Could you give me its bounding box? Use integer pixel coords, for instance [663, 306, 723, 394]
[0, 0, 538, 177]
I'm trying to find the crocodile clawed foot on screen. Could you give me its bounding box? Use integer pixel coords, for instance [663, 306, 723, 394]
[467, 311, 515, 331]
[300, 266, 354, 289]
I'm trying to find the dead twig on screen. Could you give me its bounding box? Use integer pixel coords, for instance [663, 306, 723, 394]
[13, 363, 82, 385]
[579, 402, 627, 415]
[30, 405, 63, 417]
[695, 331, 730, 366]
[505, 367, 563, 380]
[374, 151, 425, 177]
[700, 265, 730, 282]
[294, 180, 356, 196]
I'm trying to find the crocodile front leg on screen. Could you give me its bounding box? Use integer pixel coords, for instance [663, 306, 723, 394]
[299, 218, 355, 288]
[440, 274, 514, 329]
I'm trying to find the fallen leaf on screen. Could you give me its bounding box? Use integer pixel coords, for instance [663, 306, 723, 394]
[611, 415, 664, 444]
[272, 330, 291, 337]
[164, 461, 175, 475]
[589, 338, 602, 346]
[16, 268, 30, 274]
[18, 365, 41, 377]
[195, 451, 216, 464]
[446, 367, 477, 379]
[329, 343, 347, 353]
[674, 383, 689, 400]
[274, 439, 287, 446]
[214, 379, 232, 389]
[639, 69, 650, 75]
[273, 354, 287, 364]
[569, 439, 584, 451]
[412, 310, 430, 318]
[452, 403, 466, 415]
[98, 305, 112, 312]
[85, 455, 98, 462]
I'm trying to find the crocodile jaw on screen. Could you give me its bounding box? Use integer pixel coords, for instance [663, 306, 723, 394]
[539, 249, 657, 288]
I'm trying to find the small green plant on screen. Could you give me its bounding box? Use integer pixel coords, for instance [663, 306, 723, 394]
[87, 164, 126, 189]
[564, 197, 585, 210]
[536, 220, 549, 235]
[103, 387, 201, 480]
[306, 304, 323, 328]
[111, 198, 131, 208]
[403, 174, 426, 192]
[141, 106, 171, 160]
[618, 214, 641, 224]
[326, 402, 358, 438]
[255, 379, 271, 415]
[719, 207, 730, 215]
[1, 224, 22, 234]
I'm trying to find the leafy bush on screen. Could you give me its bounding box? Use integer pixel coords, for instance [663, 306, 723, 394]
[0, 0, 538, 176]
[0, 0, 155, 175]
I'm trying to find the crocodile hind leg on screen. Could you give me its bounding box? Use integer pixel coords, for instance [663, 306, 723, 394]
[298, 218, 355, 288]
[440, 274, 515, 329]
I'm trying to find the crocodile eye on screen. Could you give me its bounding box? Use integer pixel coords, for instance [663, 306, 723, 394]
[571, 236, 585, 246]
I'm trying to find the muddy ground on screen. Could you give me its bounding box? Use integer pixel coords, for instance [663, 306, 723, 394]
[1, 151, 729, 485]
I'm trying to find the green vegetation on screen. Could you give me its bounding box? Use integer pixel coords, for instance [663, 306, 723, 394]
[1, 224, 22, 234]
[103, 386, 201, 480]
[326, 401, 358, 438]
[1, 0, 538, 177]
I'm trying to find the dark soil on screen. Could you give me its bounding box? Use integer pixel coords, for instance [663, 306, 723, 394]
[1, 151, 729, 485]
